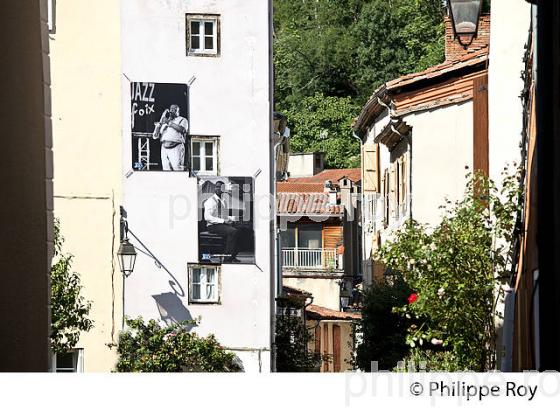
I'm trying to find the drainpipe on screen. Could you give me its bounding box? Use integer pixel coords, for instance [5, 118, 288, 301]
[352, 131, 364, 278]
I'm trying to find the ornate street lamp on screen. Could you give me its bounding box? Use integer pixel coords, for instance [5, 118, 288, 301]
[117, 239, 137, 277]
[448, 0, 483, 46]
[117, 206, 137, 277]
[340, 287, 351, 311]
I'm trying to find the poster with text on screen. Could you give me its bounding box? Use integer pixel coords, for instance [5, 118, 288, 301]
[198, 177, 255, 265]
[131, 82, 189, 172]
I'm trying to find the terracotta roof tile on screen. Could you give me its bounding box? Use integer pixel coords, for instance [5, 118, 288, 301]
[277, 192, 342, 216]
[287, 168, 361, 184]
[277, 182, 325, 193]
[386, 50, 488, 90]
[305, 304, 361, 321]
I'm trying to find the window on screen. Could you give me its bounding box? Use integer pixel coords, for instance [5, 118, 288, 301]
[189, 265, 219, 303]
[47, 0, 56, 33]
[191, 136, 218, 175]
[54, 349, 83, 372]
[383, 169, 390, 226]
[186, 14, 220, 56]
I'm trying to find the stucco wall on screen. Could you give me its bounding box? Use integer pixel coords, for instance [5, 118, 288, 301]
[488, 0, 531, 186]
[50, 0, 123, 372]
[406, 102, 474, 227]
[120, 0, 272, 371]
[284, 277, 340, 311]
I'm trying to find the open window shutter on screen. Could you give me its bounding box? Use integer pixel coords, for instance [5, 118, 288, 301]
[363, 144, 380, 193]
[390, 163, 396, 218]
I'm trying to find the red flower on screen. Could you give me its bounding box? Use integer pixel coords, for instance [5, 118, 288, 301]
[408, 293, 418, 304]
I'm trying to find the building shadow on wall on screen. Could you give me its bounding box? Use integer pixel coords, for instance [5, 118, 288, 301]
[152, 292, 196, 331]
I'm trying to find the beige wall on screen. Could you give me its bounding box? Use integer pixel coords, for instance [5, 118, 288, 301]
[284, 277, 341, 311]
[50, 0, 123, 371]
[406, 102, 474, 227]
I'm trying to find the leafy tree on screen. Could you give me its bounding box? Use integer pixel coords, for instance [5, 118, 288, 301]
[355, 275, 412, 371]
[375, 171, 520, 371]
[50, 219, 94, 354]
[282, 93, 360, 168]
[276, 314, 321, 372]
[112, 317, 242, 372]
[274, 0, 445, 167]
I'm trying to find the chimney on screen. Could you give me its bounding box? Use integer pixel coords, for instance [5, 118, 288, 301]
[444, 14, 490, 62]
[324, 180, 337, 205]
[339, 177, 354, 220]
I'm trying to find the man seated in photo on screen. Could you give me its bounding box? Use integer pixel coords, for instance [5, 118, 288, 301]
[203, 181, 242, 263]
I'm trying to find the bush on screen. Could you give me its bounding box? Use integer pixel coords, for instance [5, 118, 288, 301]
[376, 171, 519, 371]
[50, 219, 93, 354]
[355, 275, 412, 371]
[112, 317, 242, 372]
[276, 315, 321, 372]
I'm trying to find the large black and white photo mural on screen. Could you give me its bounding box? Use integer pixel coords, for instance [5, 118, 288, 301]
[131, 82, 189, 172]
[198, 177, 255, 264]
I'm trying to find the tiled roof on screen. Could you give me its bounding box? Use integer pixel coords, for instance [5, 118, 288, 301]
[283, 285, 312, 297]
[305, 304, 361, 321]
[386, 50, 488, 91]
[277, 192, 342, 216]
[277, 182, 325, 193]
[353, 51, 488, 134]
[288, 168, 361, 184]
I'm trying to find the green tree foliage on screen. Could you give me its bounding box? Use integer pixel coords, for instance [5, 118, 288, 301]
[375, 171, 520, 371]
[274, 0, 445, 167]
[276, 315, 321, 371]
[284, 93, 361, 168]
[50, 219, 93, 354]
[112, 317, 242, 372]
[355, 275, 412, 371]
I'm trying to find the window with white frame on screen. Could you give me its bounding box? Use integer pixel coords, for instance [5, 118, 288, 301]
[54, 349, 84, 372]
[186, 14, 220, 56]
[189, 265, 219, 303]
[191, 137, 218, 175]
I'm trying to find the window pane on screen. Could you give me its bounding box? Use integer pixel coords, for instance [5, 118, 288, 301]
[56, 352, 74, 369]
[193, 157, 200, 171]
[206, 284, 215, 300]
[204, 21, 214, 35]
[298, 224, 322, 248]
[204, 35, 214, 50]
[191, 35, 200, 50]
[206, 268, 215, 283]
[193, 142, 200, 155]
[205, 142, 213, 155]
[192, 284, 201, 300]
[280, 225, 296, 248]
[205, 158, 213, 171]
[191, 21, 200, 34]
[192, 268, 201, 283]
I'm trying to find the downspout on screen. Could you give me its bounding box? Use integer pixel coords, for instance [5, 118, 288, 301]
[352, 131, 364, 278]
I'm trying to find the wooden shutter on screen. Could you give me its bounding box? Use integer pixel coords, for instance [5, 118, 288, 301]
[333, 324, 341, 372]
[323, 224, 343, 250]
[323, 323, 330, 372]
[314, 325, 321, 354]
[473, 74, 489, 175]
[363, 143, 380, 193]
[390, 163, 397, 218]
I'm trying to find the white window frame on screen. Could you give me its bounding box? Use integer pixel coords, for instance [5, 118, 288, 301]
[53, 349, 84, 373]
[188, 265, 220, 304]
[47, 0, 56, 33]
[186, 14, 220, 56]
[191, 136, 219, 176]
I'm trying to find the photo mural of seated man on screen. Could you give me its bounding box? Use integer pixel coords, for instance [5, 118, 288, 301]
[203, 180, 242, 263]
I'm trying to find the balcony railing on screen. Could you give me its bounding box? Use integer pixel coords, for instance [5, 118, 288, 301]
[282, 248, 339, 270]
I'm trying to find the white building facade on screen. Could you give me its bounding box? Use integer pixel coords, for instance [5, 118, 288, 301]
[120, 0, 273, 372]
